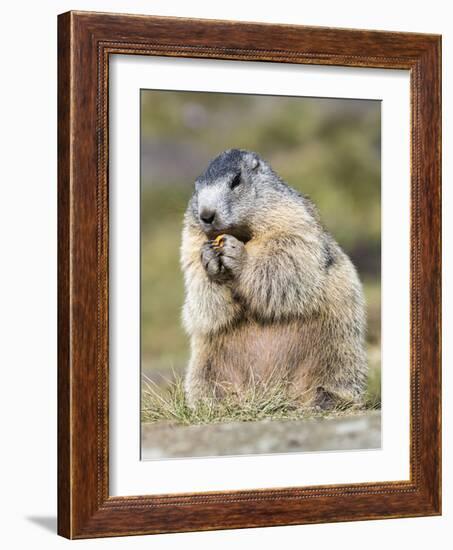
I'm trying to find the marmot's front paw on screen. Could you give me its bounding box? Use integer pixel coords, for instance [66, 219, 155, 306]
[200, 242, 231, 282]
[201, 235, 246, 282]
[214, 234, 246, 278]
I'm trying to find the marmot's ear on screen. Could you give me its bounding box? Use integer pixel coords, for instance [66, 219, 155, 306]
[245, 153, 260, 171]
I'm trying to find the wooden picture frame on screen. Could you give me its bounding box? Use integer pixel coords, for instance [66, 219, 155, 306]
[58, 10, 441, 539]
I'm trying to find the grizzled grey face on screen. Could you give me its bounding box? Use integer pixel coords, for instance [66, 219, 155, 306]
[191, 149, 261, 242]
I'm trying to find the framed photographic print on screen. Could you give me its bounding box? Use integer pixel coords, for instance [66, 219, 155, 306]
[58, 11, 441, 539]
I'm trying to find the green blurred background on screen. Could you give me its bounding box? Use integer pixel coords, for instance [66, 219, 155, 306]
[141, 90, 381, 399]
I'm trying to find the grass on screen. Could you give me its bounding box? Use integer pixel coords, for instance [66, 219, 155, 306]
[141, 371, 380, 426]
[365, 351, 381, 410]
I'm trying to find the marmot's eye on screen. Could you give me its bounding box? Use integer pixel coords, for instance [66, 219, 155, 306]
[230, 173, 241, 189]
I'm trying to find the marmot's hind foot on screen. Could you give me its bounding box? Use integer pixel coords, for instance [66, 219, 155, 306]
[312, 387, 359, 412]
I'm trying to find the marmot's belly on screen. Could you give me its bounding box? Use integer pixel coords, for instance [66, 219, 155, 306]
[211, 319, 322, 389]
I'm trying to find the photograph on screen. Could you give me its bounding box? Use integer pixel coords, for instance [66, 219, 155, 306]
[140, 90, 382, 459]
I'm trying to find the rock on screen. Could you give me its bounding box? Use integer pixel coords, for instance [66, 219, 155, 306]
[141, 411, 381, 459]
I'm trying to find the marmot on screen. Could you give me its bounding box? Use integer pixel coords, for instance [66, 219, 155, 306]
[181, 149, 367, 409]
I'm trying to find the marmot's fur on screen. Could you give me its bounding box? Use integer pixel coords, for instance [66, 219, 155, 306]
[181, 149, 367, 409]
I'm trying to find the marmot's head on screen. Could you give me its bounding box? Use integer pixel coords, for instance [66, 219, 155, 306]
[188, 149, 277, 242]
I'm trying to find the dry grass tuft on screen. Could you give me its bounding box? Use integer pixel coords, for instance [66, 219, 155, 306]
[141, 371, 379, 426]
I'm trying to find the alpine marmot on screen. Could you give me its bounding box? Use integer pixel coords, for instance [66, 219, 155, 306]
[181, 149, 367, 409]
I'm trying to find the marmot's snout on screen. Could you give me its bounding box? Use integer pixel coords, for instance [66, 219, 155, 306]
[198, 200, 224, 237]
[199, 208, 216, 226]
[196, 183, 232, 238]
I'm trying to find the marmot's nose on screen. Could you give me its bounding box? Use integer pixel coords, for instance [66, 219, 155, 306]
[200, 209, 216, 225]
